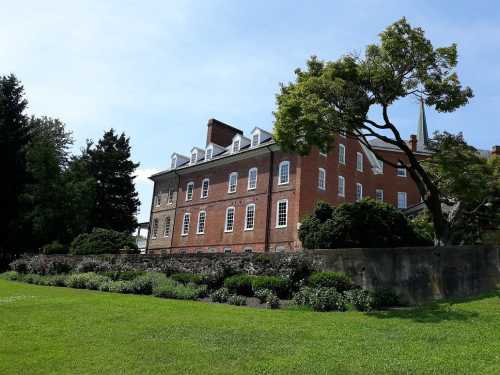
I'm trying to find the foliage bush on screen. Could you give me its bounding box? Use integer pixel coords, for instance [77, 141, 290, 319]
[251, 276, 289, 298]
[344, 289, 373, 311]
[210, 287, 230, 303]
[308, 287, 347, 312]
[70, 228, 139, 255]
[171, 273, 205, 285]
[9, 259, 29, 273]
[42, 241, 67, 255]
[227, 295, 247, 306]
[299, 200, 433, 249]
[66, 273, 97, 289]
[224, 274, 255, 296]
[0, 271, 20, 281]
[152, 279, 205, 300]
[100, 270, 145, 281]
[254, 288, 272, 304]
[27, 256, 50, 275]
[293, 287, 315, 306]
[44, 274, 69, 287]
[266, 294, 280, 309]
[372, 288, 400, 309]
[76, 259, 112, 273]
[127, 273, 167, 295]
[23, 273, 43, 285]
[307, 272, 353, 293]
[47, 260, 72, 275]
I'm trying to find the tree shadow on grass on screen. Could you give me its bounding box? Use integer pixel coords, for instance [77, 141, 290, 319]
[367, 289, 499, 324]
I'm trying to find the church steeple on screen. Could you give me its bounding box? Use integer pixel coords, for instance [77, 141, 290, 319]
[417, 97, 429, 146]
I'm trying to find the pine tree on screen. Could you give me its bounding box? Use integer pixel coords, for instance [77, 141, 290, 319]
[88, 129, 140, 233]
[0, 74, 31, 260]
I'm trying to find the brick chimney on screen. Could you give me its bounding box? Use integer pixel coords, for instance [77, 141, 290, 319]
[492, 145, 500, 157]
[409, 134, 418, 152]
[206, 118, 243, 147]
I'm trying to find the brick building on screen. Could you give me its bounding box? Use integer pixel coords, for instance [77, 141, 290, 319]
[145, 102, 483, 254]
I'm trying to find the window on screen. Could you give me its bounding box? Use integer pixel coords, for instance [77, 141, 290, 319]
[232, 139, 240, 153]
[244, 248, 253, 254]
[248, 168, 258, 190]
[356, 152, 363, 172]
[377, 159, 384, 174]
[151, 218, 159, 239]
[275, 246, 286, 253]
[225, 207, 235, 232]
[181, 213, 190, 236]
[205, 148, 213, 161]
[164, 217, 171, 237]
[356, 183, 363, 201]
[398, 192, 407, 209]
[319, 149, 327, 157]
[251, 133, 259, 147]
[339, 144, 346, 164]
[318, 168, 326, 190]
[276, 199, 288, 228]
[278, 161, 290, 185]
[171, 156, 177, 169]
[224, 248, 232, 254]
[228, 172, 238, 193]
[245, 204, 255, 230]
[375, 189, 384, 202]
[201, 178, 209, 198]
[190, 152, 197, 164]
[167, 189, 174, 204]
[155, 191, 161, 206]
[340, 127, 347, 138]
[197, 211, 206, 234]
[338, 176, 345, 197]
[397, 163, 407, 177]
[185, 182, 194, 201]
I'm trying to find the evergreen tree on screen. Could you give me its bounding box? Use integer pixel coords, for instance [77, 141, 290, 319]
[88, 129, 139, 233]
[0, 74, 31, 260]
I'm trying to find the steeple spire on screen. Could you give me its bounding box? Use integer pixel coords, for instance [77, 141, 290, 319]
[417, 97, 429, 146]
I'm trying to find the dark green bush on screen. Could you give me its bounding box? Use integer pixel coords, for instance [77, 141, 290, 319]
[76, 259, 111, 273]
[254, 288, 272, 304]
[47, 260, 72, 275]
[251, 276, 289, 298]
[100, 270, 145, 281]
[372, 288, 400, 309]
[228, 295, 247, 306]
[42, 241, 67, 255]
[344, 289, 373, 311]
[9, 259, 29, 273]
[210, 287, 230, 303]
[23, 273, 43, 284]
[309, 287, 347, 312]
[66, 273, 97, 289]
[293, 286, 315, 306]
[307, 272, 353, 293]
[224, 274, 255, 296]
[0, 271, 20, 281]
[152, 279, 205, 300]
[300, 199, 433, 248]
[70, 228, 139, 255]
[171, 273, 205, 285]
[266, 294, 280, 309]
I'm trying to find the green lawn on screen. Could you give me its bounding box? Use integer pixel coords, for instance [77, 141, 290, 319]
[1, 280, 499, 374]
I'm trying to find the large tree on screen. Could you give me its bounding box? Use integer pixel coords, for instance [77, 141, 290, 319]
[0, 74, 31, 260]
[88, 129, 140, 233]
[273, 18, 473, 244]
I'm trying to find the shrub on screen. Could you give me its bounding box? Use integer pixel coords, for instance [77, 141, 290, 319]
[293, 287, 315, 306]
[42, 241, 67, 255]
[152, 279, 204, 300]
[27, 256, 50, 275]
[299, 199, 433, 248]
[344, 289, 373, 312]
[70, 228, 139, 255]
[228, 295, 247, 306]
[210, 287, 230, 303]
[266, 294, 280, 309]
[127, 273, 166, 295]
[65, 273, 105, 289]
[372, 288, 400, 309]
[251, 276, 289, 298]
[76, 259, 112, 273]
[9, 259, 29, 273]
[254, 288, 272, 304]
[98, 280, 132, 293]
[100, 270, 145, 281]
[23, 274, 43, 285]
[47, 260, 72, 275]
[45, 274, 68, 287]
[0, 271, 20, 281]
[171, 273, 205, 285]
[309, 287, 347, 312]
[307, 272, 353, 293]
[224, 274, 254, 296]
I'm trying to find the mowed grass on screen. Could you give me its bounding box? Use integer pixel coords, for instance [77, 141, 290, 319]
[1, 280, 499, 375]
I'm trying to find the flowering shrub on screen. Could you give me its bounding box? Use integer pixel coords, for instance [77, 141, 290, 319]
[344, 289, 373, 311]
[210, 287, 230, 303]
[228, 295, 247, 306]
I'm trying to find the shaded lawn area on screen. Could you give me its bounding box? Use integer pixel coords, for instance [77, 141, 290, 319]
[1, 280, 499, 375]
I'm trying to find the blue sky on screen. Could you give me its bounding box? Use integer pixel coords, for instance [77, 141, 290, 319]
[2, 0, 499, 222]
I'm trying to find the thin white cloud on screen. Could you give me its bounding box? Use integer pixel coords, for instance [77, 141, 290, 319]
[134, 168, 160, 184]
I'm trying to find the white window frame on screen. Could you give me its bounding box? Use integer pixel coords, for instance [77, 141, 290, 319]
[276, 199, 288, 228]
[356, 152, 363, 172]
[251, 133, 260, 147]
[201, 178, 210, 199]
[377, 159, 384, 174]
[151, 218, 159, 239]
[205, 147, 213, 161]
[244, 203, 256, 231]
[339, 144, 346, 165]
[247, 167, 258, 190]
[197, 210, 206, 234]
[167, 189, 173, 204]
[356, 183, 363, 202]
[338, 176, 345, 197]
[278, 161, 290, 185]
[171, 155, 177, 169]
[228, 172, 238, 193]
[163, 216, 171, 237]
[319, 149, 327, 157]
[232, 139, 240, 153]
[397, 164, 407, 177]
[185, 182, 194, 201]
[155, 191, 161, 207]
[340, 127, 347, 138]
[181, 213, 190, 236]
[190, 152, 197, 165]
[375, 189, 384, 202]
[398, 192, 407, 209]
[318, 168, 326, 190]
[224, 206, 235, 232]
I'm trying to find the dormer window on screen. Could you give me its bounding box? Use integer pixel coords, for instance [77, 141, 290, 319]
[232, 139, 240, 153]
[171, 155, 177, 169]
[251, 133, 259, 147]
[190, 152, 197, 164]
[205, 148, 213, 161]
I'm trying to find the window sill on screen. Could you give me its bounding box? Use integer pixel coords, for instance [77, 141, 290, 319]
[224, 230, 234, 233]
[244, 228, 254, 231]
[277, 182, 289, 186]
[181, 233, 188, 237]
[196, 232, 205, 235]
[275, 225, 287, 229]
[247, 187, 256, 191]
[227, 190, 237, 194]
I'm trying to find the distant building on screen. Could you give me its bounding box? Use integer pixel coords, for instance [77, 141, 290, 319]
[146, 103, 498, 254]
